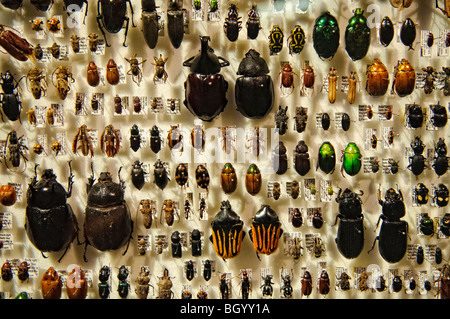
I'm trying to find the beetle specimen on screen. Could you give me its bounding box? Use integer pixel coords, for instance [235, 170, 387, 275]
[408, 136, 427, 176]
[379, 16, 394, 47]
[129, 124, 141, 152]
[334, 188, 364, 259]
[366, 59, 390, 97]
[96, 0, 135, 47]
[210, 200, 245, 260]
[0, 25, 34, 61]
[422, 66, 437, 94]
[0, 184, 17, 206]
[150, 125, 162, 154]
[3, 130, 28, 170]
[51, 141, 62, 156]
[279, 63, 296, 95]
[66, 266, 88, 299]
[220, 163, 237, 194]
[288, 25, 306, 55]
[72, 124, 94, 157]
[0, 71, 23, 122]
[157, 268, 174, 299]
[318, 270, 330, 295]
[337, 272, 351, 291]
[125, 53, 146, 86]
[272, 141, 288, 175]
[312, 11, 340, 60]
[430, 103, 448, 128]
[223, 3, 241, 42]
[131, 160, 146, 190]
[443, 67, 450, 96]
[46, 16, 61, 33]
[1, 261, 12, 281]
[183, 36, 229, 121]
[26, 68, 47, 99]
[294, 106, 308, 133]
[275, 106, 288, 135]
[167, 125, 183, 151]
[17, 261, 29, 282]
[341, 142, 362, 177]
[246, 5, 261, 40]
[141, 0, 160, 49]
[392, 59, 415, 97]
[151, 54, 168, 84]
[195, 164, 210, 190]
[100, 124, 120, 157]
[235, 49, 274, 119]
[41, 267, 62, 299]
[433, 138, 449, 177]
[135, 267, 153, 299]
[294, 140, 311, 176]
[191, 229, 202, 256]
[414, 183, 429, 205]
[249, 204, 283, 259]
[240, 270, 251, 299]
[269, 25, 284, 54]
[161, 199, 179, 226]
[436, 264, 450, 299]
[106, 58, 120, 85]
[301, 65, 315, 95]
[167, 0, 185, 49]
[86, 61, 100, 87]
[406, 103, 423, 128]
[357, 272, 369, 292]
[434, 184, 449, 208]
[88, 33, 99, 52]
[83, 166, 133, 262]
[400, 18, 416, 49]
[369, 187, 408, 263]
[419, 213, 435, 236]
[154, 159, 170, 191]
[98, 265, 110, 299]
[261, 275, 274, 297]
[301, 270, 313, 297]
[345, 8, 370, 61]
[171, 230, 182, 258]
[324, 67, 338, 104]
[117, 265, 130, 298]
[137, 199, 156, 229]
[52, 66, 75, 100]
[245, 163, 261, 196]
[175, 163, 188, 188]
[191, 125, 205, 152]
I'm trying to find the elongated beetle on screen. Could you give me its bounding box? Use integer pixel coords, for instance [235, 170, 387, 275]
[408, 136, 427, 176]
[141, 0, 160, 49]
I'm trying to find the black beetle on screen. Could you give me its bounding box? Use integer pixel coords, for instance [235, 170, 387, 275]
[434, 184, 449, 207]
[246, 5, 261, 40]
[98, 265, 110, 299]
[294, 140, 310, 176]
[334, 188, 364, 259]
[175, 163, 189, 188]
[223, 3, 242, 42]
[260, 275, 274, 297]
[369, 187, 408, 263]
[191, 229, 201, 256]
[183, 36, 230, 122]
[1, 0, 23, 9]
[407, 103, 423, 129]
[436, 247, 443, 264]
[167, 0, 185, 49]
[341, 113, 351, 131]
[441, 213, 450, 236]
[129, 124, 141, 152]
[195, 164, 210, 190]
[430, 103, 448, 128]
[235, 49, 274, 119]
[25, 162, 79, 262]
[419, 213, 435, 236]
[240, 270, 251, 299]
[154, 159, 170, 191]
[171, 230, 182, 258]
[83, 165, 133, 262]
[291, 208, 303, 228]
[408, 136, 427, 176]
[64, 0, 88, 24]
[150, 125, 162, 154]
[96, 0, 136, 47]
[203, 260, 212, 281]
[433, 138, 449, 177]
[414, 183, 429, 205]
[281, 273, 293, 298]
[131, 160, 146, 190]
[417, 245, 424, 264]
[312, 210, 324, 229]
[400, 18, 416, 50]
[186, 260, 195, 281]
[117, 265, 130, 298]
[141, 0, 160, 49]
[321, 112, 331, 130]
[0, 71, 23, 122]
[294, 106, 308, 133]
[272, 141, 288, 175]
[379, 16, 394, 47]
[392, 275, 403, 293]
[3, 130, 28, 171]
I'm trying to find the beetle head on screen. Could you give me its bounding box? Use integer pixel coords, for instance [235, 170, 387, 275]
[98, 172, 113, 183]
[41, 169, 57, 180]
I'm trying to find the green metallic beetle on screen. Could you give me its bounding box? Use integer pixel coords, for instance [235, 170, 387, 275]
[341, 142, 362, 177]
[209, 0, 218, 12]
[269, 25, 284, 55]
[345, 8, 371, 61]
[194, 0, 201, 10]
[312, 11, 340, 60]
[316, 141, 336, 174]
[288, 25, 306, 55]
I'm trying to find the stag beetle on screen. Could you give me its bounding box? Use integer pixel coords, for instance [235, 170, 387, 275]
[96, 0, 136, 47]
[369, 187, 408, 263]
[25, 162, 79, 262]
[334, 188, 364, 259]
[83, 165, 133, 262]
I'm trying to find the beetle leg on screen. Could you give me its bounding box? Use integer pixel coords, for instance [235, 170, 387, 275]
[96, 15, 110, 47]
[122, 17, 130, 47]
[126, 0, 136, 27]
[86, 162, 95, 194]
[67, 160, 74, 197]
[367, 236, 379, 254]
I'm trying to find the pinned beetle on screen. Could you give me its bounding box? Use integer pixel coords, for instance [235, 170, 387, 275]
[183, 36, 230, 121]
[294, 140, 311, 176]
[344, 8, 370, 61]
[210, 200, 245, 260]
[312, 11, 340, 60]
[366, 59, 390, 97]
[141, 0, 161, 49]
[25, 162, 79, 262]
[83, 165, 133, 262]
[249, 204, 283, 259]
[167, 0, 186, 49]
[392, 59, 415, 97]
[0, 25, 34, 62]
[317, 141, 336, 174]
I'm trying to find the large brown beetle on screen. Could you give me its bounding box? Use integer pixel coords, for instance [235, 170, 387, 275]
[25, 162, 79, 262]
[0, 25, 34, 62]
[83, 165, 133, 262]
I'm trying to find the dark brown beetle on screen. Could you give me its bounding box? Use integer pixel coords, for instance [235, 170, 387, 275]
[125, 53, 146, 86]
[34, 43, 43, 60]
[220, 163, 237, 194]
[392, 59, 416, 97]
[422, 66, 436, 94]
[66, 266, 88, 299]
[114, 95, 123, 114]
[52, 66, 75, 100]
[17, 261, 29, 282]
[167, 125, 183, 151]
[151, 54, 168, 84]
[366, 59, 389, 97]
[48, 42, 60, 59]
[279, 63, 296, 95]
[272, 182, 281, 200]
[133, 96, 142, 113]
[87, 61, 100, 87]
[301, 65, 315, 94]
[301, 270, 313, 297]
[100, 124, 120, 157]
[191, 125, 205, 152]
[290, 180, 300, 199]
[436, 264, 450, 299]
[318, 270, 330, 295]
[245, 163, 261, 196]
[137, 199, 156, 229]
[41, 267, 62, 299]
[0, 25, 34, 62]
[1, 261, 12, 281]
[72, 124, 94, 157]
[161, 199, 179, 226]
[70, 34, 81, 53]
[106, 58, 120, 85]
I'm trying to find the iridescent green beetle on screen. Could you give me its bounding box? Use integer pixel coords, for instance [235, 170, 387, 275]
[345, 8, 371, 61]
[288, 25, 306, 55]
[341, 142, 362, 177]
[209, 0, 218, 12]
[312, 11, 340, 60]
[317, 141, 336, 174]
[269, 25, 284, 54]
[194, 0, 201, 10]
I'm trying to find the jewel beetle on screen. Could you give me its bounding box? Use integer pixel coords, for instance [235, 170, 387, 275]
[25, 162, 79, 262]
[131, 160, 146, 190]
[434, 183, 449, 207]
[83, 165, 133, 262]
[345, 8, 370, 61]
[235, 49, 274, 119]
[341, 142, 362, 177]
[183, 36, 230, 122]
[379, 16, 394, 47]
[249, 204, 283, 259]
[334, 188, 365, 259]
[317, 141, 336, 174]
[313, 11, 340, 60]
[294, 140, 311, 176]
[433, 138, 449, 177]
[369, 187, 408, 263]
[141, 0, 160, 49]
[209, 200, 245, 260]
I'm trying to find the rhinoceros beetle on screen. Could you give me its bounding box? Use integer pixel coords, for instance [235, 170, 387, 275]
[183, 36, 230, 122]
[96, 0, 136, 47]
[0, 71, 23, 122]
[334, 188, 364, 259]
[369, 187, 408, 263]
[433, 138, 449, 177]
[408, 136, 427, 176]
[141, 0, 160, 49]
[235, 49, 274, 119]
[25, 162, 79, 262]
[83, 164, 133, 262]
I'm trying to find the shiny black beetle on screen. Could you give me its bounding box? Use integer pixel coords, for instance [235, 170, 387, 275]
[0, 71, 23, 122]
[433, 138, 449, 177]
[83, 165, 133, 262]
[369, 187, 408, 263]
[167, 0, 185, 49]
[154, 159, 170, 191]
[131, 160, 146, 190]
[25, 162, 79, 262]
[334, 188, 364, 259]
[294, 140, 311, 176]
[141, 0, 160, 49]
[408, 136, 427, 176]
[96, 0, 136, 47]
[223, 3, 242, 42]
